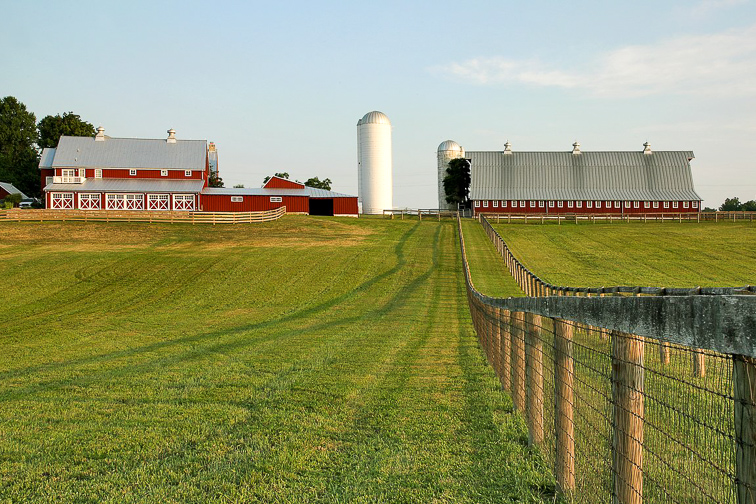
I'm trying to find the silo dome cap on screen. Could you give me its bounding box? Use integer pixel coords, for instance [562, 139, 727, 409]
[438, 140, 463, 152]
[360, 111, 391, 125]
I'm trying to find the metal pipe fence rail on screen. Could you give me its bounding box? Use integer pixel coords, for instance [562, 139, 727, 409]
[480, 211, 756, 225]
[0, 207, 286, 224]
[457, 216, 756, 504]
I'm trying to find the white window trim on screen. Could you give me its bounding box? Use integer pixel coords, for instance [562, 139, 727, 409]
[161, 169, 168, 177]
[557, 201, 564, 208]
[615, 201, 621, 209]
[634, 201, 639, 208]
[625, 201, 632, 208]
[683, 201, 689, 209]
[530, 201, 535, 207]
[568, 201, 574, 208]
[587, 201, 593, 208]
[78, 193, 101, 210]
[538, 201, 544, 208]
[474, 200, 480, 208]
[664, 201, 670, 209]
[501, 201, 507, 208]
[596, 201, 601, 208]
[672, 201, 679, 208]
[147, 194, 170, 211]
[692, 201, 699, 208]
[576, 201, 582, 208]
[95, 169, 102, 179]
[231, 196, 244, 203]
[129, 169, 137, 176]
[512, 201, 518, 208]
[50, 192, 74, 209]
[184, 170, 192, 177]
[482, 200, 488, 208]
[492, 200, 498, 208]
[548, 201, 554, 208]
[519, 201, 525, 207]
[653, 202, 660, 209]
[644, 202, 650, 208]
[173, 194, 195, 211]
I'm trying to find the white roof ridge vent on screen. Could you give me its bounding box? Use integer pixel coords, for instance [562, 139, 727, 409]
[95, 126, 106, 141]
[572, 141, 581, 155]
[503, 140, 513, 155]
[167, 128, 177, 143]
[643, 141, 652, 155]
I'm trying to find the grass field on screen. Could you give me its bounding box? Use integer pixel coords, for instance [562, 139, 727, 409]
[491, 221, 756, 287]
[0, 217, 554, 503]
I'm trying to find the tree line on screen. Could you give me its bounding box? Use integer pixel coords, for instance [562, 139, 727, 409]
[0, 96, 95, 198]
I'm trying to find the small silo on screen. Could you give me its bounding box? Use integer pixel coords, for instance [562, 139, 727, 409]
[437, 140, 465, 209]
[357, 111, 393, 214]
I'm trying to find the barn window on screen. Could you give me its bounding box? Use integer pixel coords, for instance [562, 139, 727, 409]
[492, 201, 498, 208]
[692, 201, 699, 208]
[587, 201, 593, 208]
[511, 201, 517, 208]
[664, 202, 670, 209]
[683, 201, 689, 209]
[231, 196, 243, 203]
[95, 169, 102, 179]
[653, 202, 659, 209]
[270, 196, 283, 203]
[557, 201, 563, 208]
[606, 201, 612, 208]
[568, 201, 574, 208]
[672, 201, 679, 208]
[614, 201, 621, 209]
[161, 169, 168, 177]
[501, 201, 507, 208]
[595, 201, 601, 208]
[129, 169, 137, 176]
[538, 201, 544, 208]
[519, 201, 525, 207]
[482, 200, 488, 208]
[548, 201, 554, 208]
[634, 202, 639, 208]
[576, 201, 582, 208]
[530, 201, 535, 207]
[644, 202, 650, 209]
[184, 170, 192, 177]
[625, 201, 631, 208]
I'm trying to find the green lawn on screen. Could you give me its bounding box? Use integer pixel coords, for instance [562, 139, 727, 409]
[490, 221, 756, 287]
[0, 217, 553, 503]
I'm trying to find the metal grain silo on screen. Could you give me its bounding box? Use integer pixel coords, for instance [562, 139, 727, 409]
[357, 111, 393, 214]
[437, 140, 465, 209]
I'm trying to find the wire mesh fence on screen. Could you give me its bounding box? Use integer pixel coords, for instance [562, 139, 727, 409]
[459, 216, 756, 504]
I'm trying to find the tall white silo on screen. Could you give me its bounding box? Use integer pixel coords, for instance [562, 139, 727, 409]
[357, 111, 393, 214]
[437, 140, 465, 209]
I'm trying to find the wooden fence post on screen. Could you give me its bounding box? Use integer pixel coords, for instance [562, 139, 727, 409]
[500, 309, 512, 392]
[734, 354, 756, 504]
[493, 307, 502, 379]
[526, 312, 544, 446]
[611, 331, 645, 504]
[554, 318, 575, 496]
[693, 350, 706, 377]
[659, 343, 670, 365]
[511, 311, 526, 412]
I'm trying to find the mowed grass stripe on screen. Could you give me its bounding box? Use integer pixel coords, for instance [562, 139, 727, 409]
[0, 218, 551, 503]
[491, 221, 756, 287]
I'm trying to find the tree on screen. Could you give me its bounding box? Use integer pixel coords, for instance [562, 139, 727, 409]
[263, 172, 290, 184]
[0, 96, 40, 197]
[304, 177, 331, 190]
[742, 200, 756, 211]
[719, 197, 742, 211]
[233, 184, 245, 188]
[443, 158, 471, 208]
[2, 192, 22, 207]
[37, 112, 95, 149]
[208, 171, 224, 187]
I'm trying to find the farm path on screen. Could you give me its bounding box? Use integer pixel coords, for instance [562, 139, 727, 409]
[0, 218, 552, 504]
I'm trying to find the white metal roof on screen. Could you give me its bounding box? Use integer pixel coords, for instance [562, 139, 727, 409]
[50, 136, 207, 170]
[438, 140, 463, 152]
[44, 179, 205, 193]
[358, 111, 391, 126]
[0, 182, 28, 199]
[39, 148, 56, 169]
[468, 150, 701, 201]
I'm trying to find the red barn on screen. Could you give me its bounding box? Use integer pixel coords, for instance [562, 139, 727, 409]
[459, 141, 702, 217]
[201, 176, 358, 216]
[39, 129, 358, 216]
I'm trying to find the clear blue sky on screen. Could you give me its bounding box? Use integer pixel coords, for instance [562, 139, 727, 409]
[3, 0, 755, 208]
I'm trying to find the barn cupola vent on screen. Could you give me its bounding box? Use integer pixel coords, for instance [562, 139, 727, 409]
[643, 141, 652, 155]
[167, 129, 177, 144]
[95, 126, 106, 141]
[503, 140, 513, 155]
[572, 141, 581, 155]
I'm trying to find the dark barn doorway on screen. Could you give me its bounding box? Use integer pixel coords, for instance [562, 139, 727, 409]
[309, 198, 334, 216]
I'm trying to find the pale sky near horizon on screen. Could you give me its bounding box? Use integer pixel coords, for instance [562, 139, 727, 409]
[2, 0, 755, 208]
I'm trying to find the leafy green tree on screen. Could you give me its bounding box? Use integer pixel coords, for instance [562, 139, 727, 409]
[263, 172, 290, 184]
[443, 158, 471, 208]
[742, 200, 756, 211]
[719, 197, 742, 211]
[304, 177, 332, 190]
[2, 193, 22, 207]
[37, 112, 95, 149]
[0, 96, 40, 197]
[233, 184, 245, 188]
[208, 172, 224, 187]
